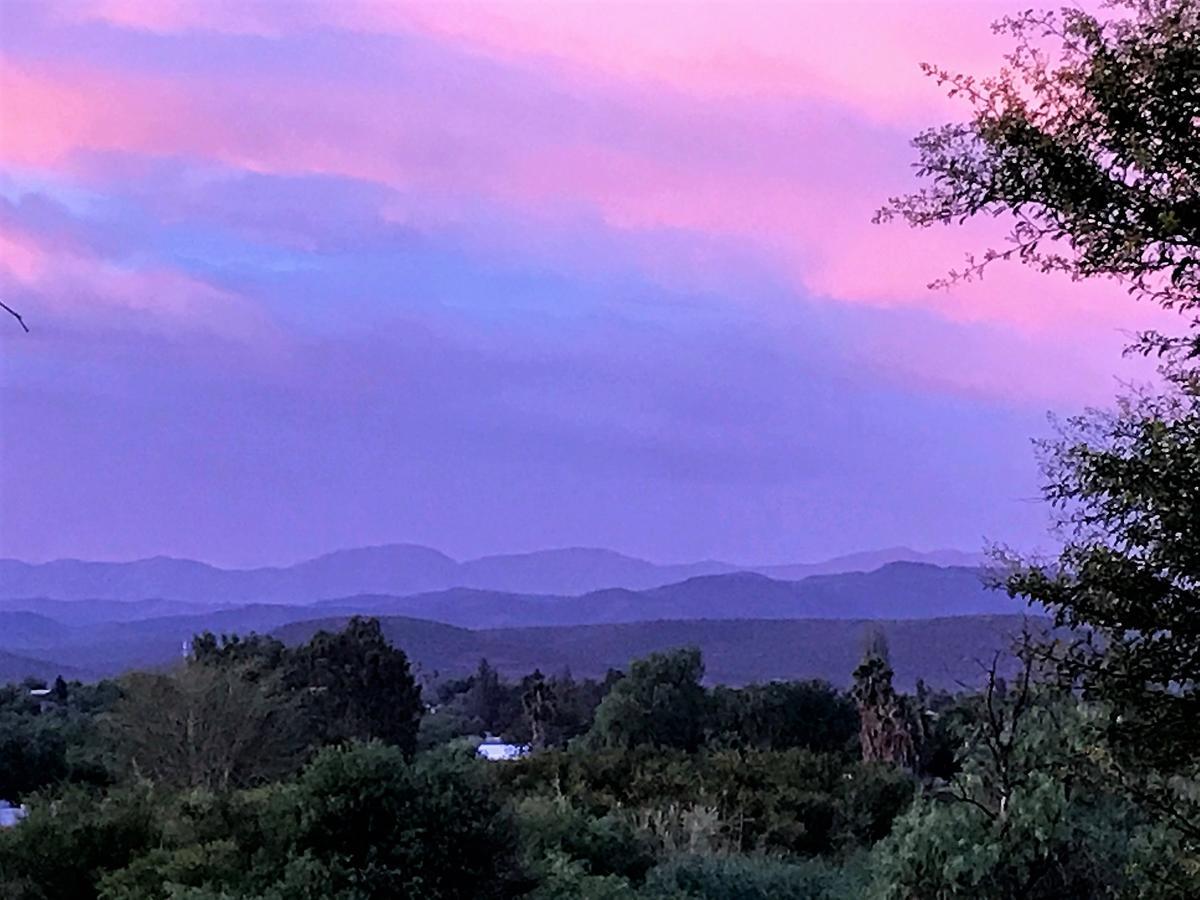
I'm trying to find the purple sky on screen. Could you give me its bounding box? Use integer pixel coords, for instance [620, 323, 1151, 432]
[0, 1, 1154, 567]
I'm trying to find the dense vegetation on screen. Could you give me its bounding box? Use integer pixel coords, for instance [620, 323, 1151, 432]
[0, 613, 1195, 898]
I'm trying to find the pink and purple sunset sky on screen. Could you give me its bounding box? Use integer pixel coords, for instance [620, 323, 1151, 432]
[0, 0, 1158, 567]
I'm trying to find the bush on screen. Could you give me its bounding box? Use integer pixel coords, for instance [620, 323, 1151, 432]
[279, 742, 521, 898]
[644, 853, 868, 900]
[0, 785, 160, 900]
[516, 796, 656, 883]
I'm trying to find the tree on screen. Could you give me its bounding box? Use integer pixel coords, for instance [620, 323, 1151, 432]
[851, 630, 917, 770]
[586, 648, 708, 752]
[463, 658, 509, 736]
[284, 616, 423, 754]
[992, 380, 1200, 866]
[877, 0, 1200, 885]
[191, 631, 289, 677]
[76, 744, 523, 900]
[0, 784, 160, 900]
[707, 680, 858, 754]
[0, 300, 28, 333]
[522, 670, 558, 751]
[877, 0, 1200, 361]
[107, 663, 306, 791]
[273, 743, 521, 899]
[645, 853, 867, 900]
[869, 667, 1200, 900]
[1003, 386, 1200, 759]
[0, 681, 114, 801]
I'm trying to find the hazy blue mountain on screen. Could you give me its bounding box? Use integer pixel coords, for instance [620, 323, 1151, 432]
[758, 547, 987, 580]
[457, 548, 734, 594]
[0, 597, 214, 625]
[312, 563, 1020, 628]
[0, 611, 74, 646]
[0, 649, 93, 684]
[0, 544, 985, 607]
[0, 563, 1030, 686]
[0, 544, 459, 606]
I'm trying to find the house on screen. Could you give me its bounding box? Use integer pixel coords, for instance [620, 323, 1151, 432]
[0, 800, 28, 828]
[475, 735, 528, 761]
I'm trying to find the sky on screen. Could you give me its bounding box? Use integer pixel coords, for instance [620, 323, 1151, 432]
[0, 0, 1156, 567]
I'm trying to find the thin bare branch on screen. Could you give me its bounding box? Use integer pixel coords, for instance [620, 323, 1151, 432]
[0, 301, 29, 333]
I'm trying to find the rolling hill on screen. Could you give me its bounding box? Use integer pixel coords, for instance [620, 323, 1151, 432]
[0, 606, 1047, 692]
[0, 561, 1030, 688]
[274, 613, 1049, 691]
[0, 649, 93, 684]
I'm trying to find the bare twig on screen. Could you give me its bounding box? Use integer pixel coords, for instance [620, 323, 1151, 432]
[1, 301, 29, 333]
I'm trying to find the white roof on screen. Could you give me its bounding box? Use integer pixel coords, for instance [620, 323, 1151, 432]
[0, 804, 27, 828]
[476, 742, 528, 761]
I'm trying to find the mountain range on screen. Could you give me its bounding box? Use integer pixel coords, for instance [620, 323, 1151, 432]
[309, 563, 1018, 628]
[0, 558, 1036, 686]
[0, 544, 985, 605]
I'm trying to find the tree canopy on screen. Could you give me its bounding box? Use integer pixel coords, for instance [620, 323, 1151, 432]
[877, 0, 1200, 359]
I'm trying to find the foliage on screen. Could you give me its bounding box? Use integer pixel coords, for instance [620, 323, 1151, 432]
[0, 681, 116, 800]
[878, 0, 1200, 888]
[1001, 382, 1200, 776]
[587, 648, 709, 752]
[877, 0, 1200, 360]
[522, 670, 558, 750]
[3, 743, 522, 900]
[851, 637, 918, 770]
[870, 674, 1200, 899]
[284, 617, 424, 753]
[707, 680, 858, 755]
[192, 616, 424, 756]
[270, 742, 521, 899]
[643, 853, 868, 900]
[514, 795, 657, 883]
[427, 662, 616, 748]
[524, 851, 641, 900]
[497, 744, 913, 858]
[0, 784, 160, 900]
[106, 663, 307, 791]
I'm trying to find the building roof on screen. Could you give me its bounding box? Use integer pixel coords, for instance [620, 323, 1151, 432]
[476, 741, 528, 761]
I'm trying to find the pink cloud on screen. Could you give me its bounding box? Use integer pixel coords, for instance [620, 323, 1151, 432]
[4, 0, 1142, 402]
[0, 226, 49, 282]
[376, 0, 1024, 126]
[0, 62, 212, 166]
[63, 0, 1021, 125]
[3, 58, 1122, 337]
[0, 208, 269, 340]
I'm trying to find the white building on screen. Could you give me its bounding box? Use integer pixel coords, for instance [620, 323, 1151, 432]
[475, 735, 528, 761]
[0, 800, 28, 828]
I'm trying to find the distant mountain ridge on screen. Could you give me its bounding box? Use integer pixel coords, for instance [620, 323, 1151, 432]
[312, 563, 1016, 628]
[0, 544, 986, 604]
[0, 562, 1030, 687]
